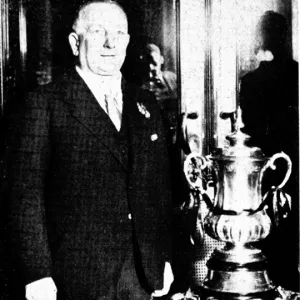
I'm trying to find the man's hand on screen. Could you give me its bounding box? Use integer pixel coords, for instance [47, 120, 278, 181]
[152, 87, 176, 102]
[152, 262, 174, 298]
[25, 277, 57, 300]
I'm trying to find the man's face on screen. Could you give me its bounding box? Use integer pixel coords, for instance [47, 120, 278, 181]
[148, 51, 163, 78]
[73, 3, 130, 76]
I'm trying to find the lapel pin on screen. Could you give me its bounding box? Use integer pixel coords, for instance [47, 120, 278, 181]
[151, 134, 158, 141]
[137, 102, 151, 119]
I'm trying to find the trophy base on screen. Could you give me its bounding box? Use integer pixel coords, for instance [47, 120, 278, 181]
[198, 244, 276, 298]
[191, 286, 278, 300]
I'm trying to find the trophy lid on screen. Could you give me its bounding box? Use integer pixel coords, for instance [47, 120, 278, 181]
[215, 107, 266, 160]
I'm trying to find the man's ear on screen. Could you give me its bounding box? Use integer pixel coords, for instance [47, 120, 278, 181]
[69, 32, 80, 56]
[124, 34, 130, 49]
[160, 55, 164, 65]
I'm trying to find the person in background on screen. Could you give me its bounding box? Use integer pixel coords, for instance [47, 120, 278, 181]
[240, 10, 299, 291]
[139, 43, 178, 145]
[140, 44, 177, 102]
[6, 1, 173, 299]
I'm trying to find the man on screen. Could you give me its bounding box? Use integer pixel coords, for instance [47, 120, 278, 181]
[139, 43, 178, 147]
[240, 11, 298, 159]
[139, 43, 177, 103]
[240, 11, 299, 291]
[6, 1, 173, 299]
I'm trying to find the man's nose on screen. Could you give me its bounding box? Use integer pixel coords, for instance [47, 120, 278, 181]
[104, 33, 116, 49]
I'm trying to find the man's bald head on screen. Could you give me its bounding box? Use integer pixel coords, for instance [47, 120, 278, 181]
[72, 0, 127, 35]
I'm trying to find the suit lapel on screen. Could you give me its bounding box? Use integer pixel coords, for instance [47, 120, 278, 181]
[61, 70, 127, 170]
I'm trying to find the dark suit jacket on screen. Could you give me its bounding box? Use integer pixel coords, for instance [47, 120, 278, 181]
[240, 59, 298, 157]
[6, 69, 172, 298]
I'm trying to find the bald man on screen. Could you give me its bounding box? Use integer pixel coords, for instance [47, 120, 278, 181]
[6, 1, 173, 299]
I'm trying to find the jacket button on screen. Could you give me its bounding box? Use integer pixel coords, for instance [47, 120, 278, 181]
[151, 134, 158, 141]
[128, 213, 132, 220]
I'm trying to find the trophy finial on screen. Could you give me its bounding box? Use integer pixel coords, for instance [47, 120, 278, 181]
[219, 106, 244, 133]
[235, 106, 245, 133]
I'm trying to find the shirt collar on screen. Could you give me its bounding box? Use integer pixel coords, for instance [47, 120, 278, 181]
[76, 66, 122, 98]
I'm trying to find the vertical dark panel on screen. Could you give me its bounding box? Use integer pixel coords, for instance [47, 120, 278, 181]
[161, 0, 177, 72]
[0, 0, 25, 141]
[0, 0, 10, 118]
[204, 0, 216, 154]
[29, 0, 52, 85]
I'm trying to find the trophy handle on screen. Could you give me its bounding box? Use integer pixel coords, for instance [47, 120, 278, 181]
[183, 152, 216, 207]
[254, 153, 292, 223]
[261, 152, 292, 191]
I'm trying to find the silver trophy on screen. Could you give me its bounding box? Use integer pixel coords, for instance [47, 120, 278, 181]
[183, 109, 293, 300]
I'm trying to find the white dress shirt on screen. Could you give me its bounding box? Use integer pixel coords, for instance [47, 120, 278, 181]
[76, 66, 123, 130]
